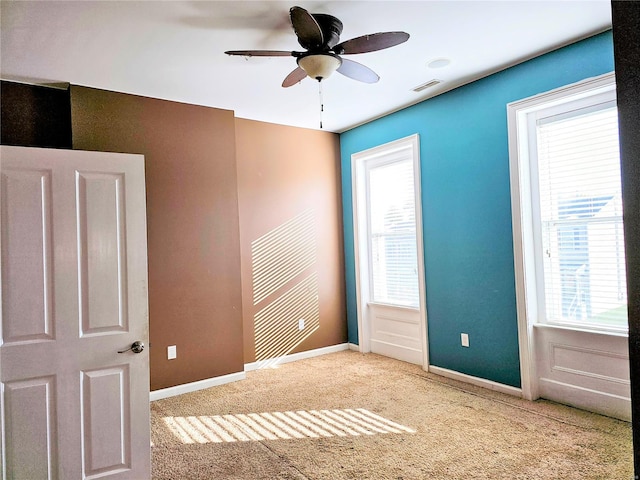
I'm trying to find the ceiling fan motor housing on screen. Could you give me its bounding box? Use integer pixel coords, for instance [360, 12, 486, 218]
[309, 13, 344, 50]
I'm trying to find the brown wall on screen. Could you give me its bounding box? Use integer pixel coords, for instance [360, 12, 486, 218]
[3, 82, 348, 389]
[235, 119, 347, 364]
[70, 86, 244, 390]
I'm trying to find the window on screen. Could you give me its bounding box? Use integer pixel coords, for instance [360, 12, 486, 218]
[510, 73, 627, 332]
[535, 103, 625, 328]
[366, 151, 419, 308]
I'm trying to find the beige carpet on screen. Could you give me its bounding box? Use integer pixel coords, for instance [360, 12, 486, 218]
[151, 351, 633, 479]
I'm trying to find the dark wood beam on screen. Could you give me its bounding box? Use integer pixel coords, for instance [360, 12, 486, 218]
[0, 81, 71, 149]
[611, 1, 640, 476]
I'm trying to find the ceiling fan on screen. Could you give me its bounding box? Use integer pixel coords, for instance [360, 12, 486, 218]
[224, 5, 410, 87]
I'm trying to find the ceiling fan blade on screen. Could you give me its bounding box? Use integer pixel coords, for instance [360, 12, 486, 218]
[337, 58, 379, 84]
[334, 32, 409, 55]
[290, 6, 323, 50]
[225, 50, 295, 57]
[282, 67, 308, 87]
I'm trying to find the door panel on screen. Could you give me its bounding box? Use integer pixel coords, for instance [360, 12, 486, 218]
[1, 146, 150, 479]
[77, 172, 127, 334]
[369, 304, 422, 365]
[82, 366, 130, 477]
[3, 376, 57, 479]
[535, 326, 630, 420]
[1, 168, 54, 344]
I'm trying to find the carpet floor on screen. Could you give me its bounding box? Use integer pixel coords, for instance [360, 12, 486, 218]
[151, 350, 633, 479]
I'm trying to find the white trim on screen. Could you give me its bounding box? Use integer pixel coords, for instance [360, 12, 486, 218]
[351, 149, 370, 354]
[150, 371, 246, 401]
[149, 344, 351, 401]
[348, 343, 360, 352]
[534, 322, 628, 338]
[507, 71, 617, 402]
[508, 72, 616, 118]
[507, 89, 537, 401]
[428, 365, 523, 398]
[538, 378, 631, 421]
[411, 135, 430, 370]
[350, 134, 429, 369]
[244, 343, 350, 372]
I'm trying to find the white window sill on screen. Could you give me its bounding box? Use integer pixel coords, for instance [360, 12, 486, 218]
[533, 322, 628, 337]
[367, 301, 420, 312]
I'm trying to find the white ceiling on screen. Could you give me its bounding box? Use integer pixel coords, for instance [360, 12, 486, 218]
[1, 1, 612, 133]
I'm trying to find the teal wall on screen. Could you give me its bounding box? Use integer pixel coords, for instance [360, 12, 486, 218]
[339, 31, 615, 388]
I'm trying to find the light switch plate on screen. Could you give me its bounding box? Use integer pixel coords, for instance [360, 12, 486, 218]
[168, 345, 177, 360]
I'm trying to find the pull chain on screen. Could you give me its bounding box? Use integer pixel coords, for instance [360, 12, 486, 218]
[318, 79, 324, 129]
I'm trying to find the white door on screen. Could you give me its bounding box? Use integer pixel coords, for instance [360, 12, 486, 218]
[352, 134, 428, 366]
[0, 146, 150, 479]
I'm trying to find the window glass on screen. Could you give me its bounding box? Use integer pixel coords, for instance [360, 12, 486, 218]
[535, 104, 626, 328]
[367, 158, 419, 308]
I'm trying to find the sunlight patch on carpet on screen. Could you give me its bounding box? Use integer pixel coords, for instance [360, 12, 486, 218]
[162, 408, 415, 444]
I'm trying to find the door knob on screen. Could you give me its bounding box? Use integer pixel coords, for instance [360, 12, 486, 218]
[118, 341, 145, 354]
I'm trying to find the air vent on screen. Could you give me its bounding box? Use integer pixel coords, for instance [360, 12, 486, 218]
[412, 79, 442, 92]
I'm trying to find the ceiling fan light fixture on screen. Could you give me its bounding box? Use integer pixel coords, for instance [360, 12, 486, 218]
[298, 54, 342, 81]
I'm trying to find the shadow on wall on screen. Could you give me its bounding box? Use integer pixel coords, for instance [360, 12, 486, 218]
[251, 209, 320, 367]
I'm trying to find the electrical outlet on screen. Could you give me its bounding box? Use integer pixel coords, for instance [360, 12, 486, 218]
[167, 345, 177, 360]
[298, 318, 305, 331]
[461, 333, 469, 348]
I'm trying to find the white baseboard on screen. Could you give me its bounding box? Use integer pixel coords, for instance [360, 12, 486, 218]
[348, 343, 360, 352]
[428, 365, 523, 398]
[150, 371, 246, 401]
[244, 343, 350, 372]
[538, 377, 631, 421]
[150, 343, 353, 401]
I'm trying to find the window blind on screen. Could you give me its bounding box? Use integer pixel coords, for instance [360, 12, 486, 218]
[367, 157, 419, 308]
[536, 104, 627, 328]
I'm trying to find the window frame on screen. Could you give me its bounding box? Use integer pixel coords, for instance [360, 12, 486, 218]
[507, 72, 626, 401]
[350, 134, 428, 359]
[506, 72, 628, 400]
